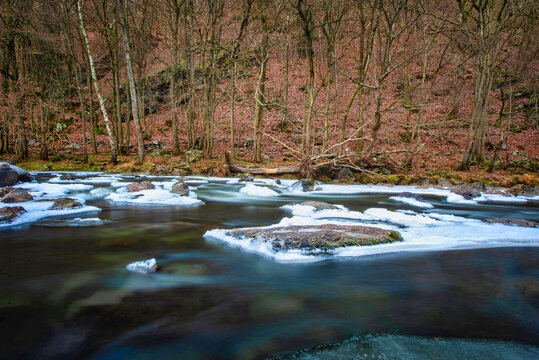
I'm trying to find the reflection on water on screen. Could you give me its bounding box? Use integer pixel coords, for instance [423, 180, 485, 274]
[0, 173, 537, 359]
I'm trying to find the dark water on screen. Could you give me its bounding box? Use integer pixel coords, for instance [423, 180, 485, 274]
[1, 176, 538, 359]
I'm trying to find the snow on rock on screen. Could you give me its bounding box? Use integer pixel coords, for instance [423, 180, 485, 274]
[239, 183, 279, 197]
[125, 258, 158, 274]
[446, 193, 478, 205]
[390, 196, 434, 208]
[0, 200, 101, 229]
[106, 188, 203, 206]
[14, 182, 93, 199]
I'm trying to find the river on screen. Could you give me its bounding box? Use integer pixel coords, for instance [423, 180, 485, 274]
[1, 172, 538, 359]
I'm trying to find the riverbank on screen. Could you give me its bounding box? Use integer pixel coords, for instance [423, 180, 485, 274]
[2, 152, 537, 190]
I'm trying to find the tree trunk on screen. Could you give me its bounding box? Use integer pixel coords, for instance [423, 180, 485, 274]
[118, 0, 145, 164]
[254, 32, 269, 163]
[78, 0, 117, 164]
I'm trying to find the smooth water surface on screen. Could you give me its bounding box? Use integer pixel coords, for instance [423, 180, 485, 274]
[0, 173, 538, 359]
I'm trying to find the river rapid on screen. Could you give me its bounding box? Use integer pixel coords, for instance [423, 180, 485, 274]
[1, 172, 538, 359]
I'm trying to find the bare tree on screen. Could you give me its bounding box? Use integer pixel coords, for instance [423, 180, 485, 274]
[118, 0, 145, 164]
[78, 0, 117, 163]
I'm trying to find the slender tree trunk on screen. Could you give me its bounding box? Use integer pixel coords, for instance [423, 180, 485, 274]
[254, 32, 269, 163]
[230, 60, 237, 158]
[87, 69, 98, 154]
[170, 8, 180, 155]
[118, 0, 145, 164]
[78, 0, 117, 164]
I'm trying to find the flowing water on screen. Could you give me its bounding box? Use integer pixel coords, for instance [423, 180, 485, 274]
[0, 173, 538, 359]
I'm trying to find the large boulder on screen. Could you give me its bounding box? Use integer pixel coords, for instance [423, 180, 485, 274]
[0, 164, 19, 187]
[49, 197, 83, 210]
[0, 162, 32, 185]
[0, 206, 26, 222]
[0, 188, 33, 203]
[231, 224, 403, 252]
[170, 181, 189, 196]
[126, 181, 155, 192]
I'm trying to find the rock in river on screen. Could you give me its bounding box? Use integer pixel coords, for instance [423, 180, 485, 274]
[1, 188, 33, 203]
[0, 162, 32, 186]
[297, 201, 339, 210]
[126, 181, 155, 192]
[49, 197, 83, 210]
[171, 181, 189, 196]
[483, 218, 537, 228]
[0, 206, 26, 222]
[231, 224, 403, 252]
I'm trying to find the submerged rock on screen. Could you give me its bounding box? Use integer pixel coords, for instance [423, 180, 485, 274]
[0, 206, 26, 222]
[49, 197, 83, 210]
[126, 181, 155, 192]
[297, 201, 339, 210]
[483, 218, 537, 228]
[1, 188, 33, 203]
[171, 181, 189, 196]
[231, 224, 403, 252]
[125, 258, 159, 274]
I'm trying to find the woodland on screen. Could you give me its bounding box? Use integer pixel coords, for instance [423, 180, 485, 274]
[0, 0, 537, 184]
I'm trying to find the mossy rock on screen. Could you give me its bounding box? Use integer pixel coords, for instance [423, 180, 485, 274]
[49, 197, 83, 210]
[231, 224, 403, 253]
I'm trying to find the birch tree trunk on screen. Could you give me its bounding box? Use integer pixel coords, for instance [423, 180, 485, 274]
[254, 32, 269, 163]
[78, 0, 117, 163]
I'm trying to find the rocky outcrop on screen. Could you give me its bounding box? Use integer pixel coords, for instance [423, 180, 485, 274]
[0, 206, 26, 222]
[0, 189, 33, 203]
[49, 197, 83, 210]
[297, 201, 339, 210]
[171, 181, 189, 196]
[231, 224, 403, 252]
[483, 218, 537, 228]
[0, 162, 32, 186]
[126, 181, 155, 192]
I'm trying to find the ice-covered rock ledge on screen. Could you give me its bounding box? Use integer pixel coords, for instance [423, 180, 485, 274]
[230, 224, 403, 252]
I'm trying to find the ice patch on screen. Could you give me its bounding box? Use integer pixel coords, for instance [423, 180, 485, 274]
[15, 182, 94, 199]
[239, 183, 279, 197]
[446, 193, 478, 204]
[282, 204, 364, 220]
[0, 201, 101, 229]
[297, 184, 452, 196]
[475, 193, 533, 203]
[125, 258, 158, 274]
[389, 196, 434, 208]
[105, 189, 203, 206]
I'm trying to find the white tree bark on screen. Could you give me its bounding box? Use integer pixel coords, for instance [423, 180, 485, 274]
[77, 0, 117, 163]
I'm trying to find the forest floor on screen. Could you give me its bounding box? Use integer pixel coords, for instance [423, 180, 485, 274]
[2, 147, 537, 188]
